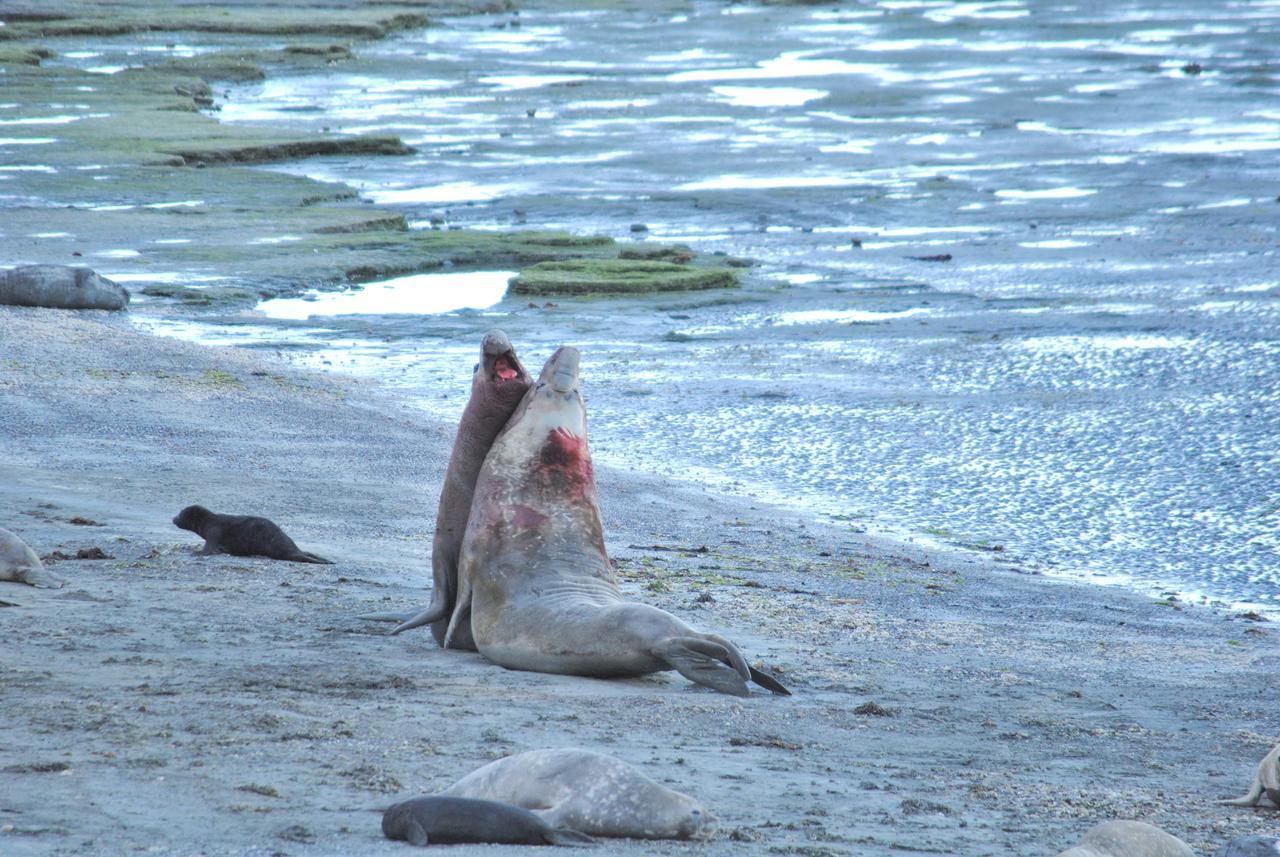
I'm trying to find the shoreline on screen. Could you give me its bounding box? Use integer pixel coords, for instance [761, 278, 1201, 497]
[1, 304, 1276, 856]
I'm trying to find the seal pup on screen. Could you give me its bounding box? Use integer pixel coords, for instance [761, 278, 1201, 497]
[0, 527, 65, 588]
[381, 795, 593, 847]
[441, 748, 715, 840]
[1220, 742, 1280, 808]
[1215, 835, 1280, 857]
[1056, 820, 1195, 857]
[172, 505, 332, 564]
[383, 330, 532, 648]
[443, 346, 789, 697]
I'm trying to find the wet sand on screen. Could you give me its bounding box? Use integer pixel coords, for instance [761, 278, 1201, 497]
[1, 305, 1276, 856]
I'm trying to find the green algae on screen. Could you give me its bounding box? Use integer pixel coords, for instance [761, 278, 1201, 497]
[510, 259, 739, 296]
[0, 7, 429, 41]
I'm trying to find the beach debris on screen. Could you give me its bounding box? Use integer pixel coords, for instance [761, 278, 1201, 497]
[0, 265, 129, 311]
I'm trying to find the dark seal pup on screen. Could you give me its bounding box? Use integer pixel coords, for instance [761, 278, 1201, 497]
[377, 330, 532, 648]
[382, 796, 593, 847]
[442, 346, 790, 697]
[172, 505, 332, 564]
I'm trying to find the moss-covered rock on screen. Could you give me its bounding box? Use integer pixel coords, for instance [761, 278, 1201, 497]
[509, 260, 739, 296]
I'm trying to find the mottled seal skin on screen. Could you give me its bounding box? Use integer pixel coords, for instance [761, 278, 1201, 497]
[1215, 835, 1280, 857]
[388, 330, 532, 648]
[444, 346, 790, 697]
[442, 748, 715, 840]
[381, 795, 593, 847]
[1220, 743, 1280, 808]
[0, 527, 65, 588]
[0, 265, 128, 310]
[172, 505, 332, 564]
[1057, 820, 1195, 857]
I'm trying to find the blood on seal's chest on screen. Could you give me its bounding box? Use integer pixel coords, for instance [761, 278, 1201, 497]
[537, 427, 594, 493]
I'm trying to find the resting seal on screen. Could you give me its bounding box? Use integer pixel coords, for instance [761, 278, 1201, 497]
[0, 265, 128, 310]
[0, 527, 65, 588]
[381, 795, 593, 847]
[1220, 742, 1280, 808]
[385, 330, 532, 648]
[1057, 820, 1194, 857]
[441, 748, 715, 840]
[1216, 836, 1280, 857]
[443, 346, 789, 697]
[172, 505, 332, 564]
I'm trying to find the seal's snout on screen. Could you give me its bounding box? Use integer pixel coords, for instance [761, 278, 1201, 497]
[545, 346, 581, 393]
[481, 329, 513, 356]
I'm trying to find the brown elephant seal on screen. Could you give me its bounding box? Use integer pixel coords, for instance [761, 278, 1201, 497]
[1220, 742, 1280, 808]
[0, 527, 65, 588]
[441, 748, 715, 840]
[172, 505, 332, 564]
[1057, 820, 1194, 857]
[0, 265, 129, 310]
[1216, 836, 1280, 856]
[381, 795, 593, 847]
[443, 345, 789, 697]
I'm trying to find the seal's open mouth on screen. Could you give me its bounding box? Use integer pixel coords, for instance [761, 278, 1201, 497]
[492, 352, 520, 382]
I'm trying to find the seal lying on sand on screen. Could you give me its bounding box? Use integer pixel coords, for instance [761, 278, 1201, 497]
[1056, 820, 1194, 857]
[382, 795, 593, 847]
[0, 527, 66, 588]
[441, 748, 715, 840]
[172, 505, 332, 564]
[1215, 836, 1280, 856]
[0, 265, 129, 311]
[443, 345, 789, 697]
[1220, 742, 1280, 808]
[379, 330, 532, 649]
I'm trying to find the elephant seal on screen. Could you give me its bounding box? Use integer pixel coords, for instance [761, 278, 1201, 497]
[381, 795, 593, 847]
[441, 748, 715, 840]
[1220, 742, 1280, 808]
[0, 265, 129, 310]
[0, 528, 66, 588]
[443, 345, 790, 697]
[172, 505, 332, 564]
[1216, 836, 1280, 857]
[1057, 820, 1194, 857]
[384, 330, 532, 648]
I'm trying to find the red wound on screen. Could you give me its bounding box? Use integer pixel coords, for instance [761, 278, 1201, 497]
[537, 427, 594, 498]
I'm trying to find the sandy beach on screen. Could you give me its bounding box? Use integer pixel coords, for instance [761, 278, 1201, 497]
[0, 305, 1276, 856]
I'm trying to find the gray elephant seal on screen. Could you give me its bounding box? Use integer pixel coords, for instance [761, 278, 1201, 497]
[172, 505, 332, 564]
[1220, 742, 1280, 808]
[442, 748, 715, 840]
[381, 795, 593, 847]
[1216, 836, 1280, 857]
[1057, 820, 1194, 857]
[0, 527, 66, 588]
[443, 346, 789, 697]
[385, 330, 532, 648]
[0, 265, 129, 310]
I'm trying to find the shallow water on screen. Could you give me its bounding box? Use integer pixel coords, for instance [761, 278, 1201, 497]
[136, 2, 1276, 607]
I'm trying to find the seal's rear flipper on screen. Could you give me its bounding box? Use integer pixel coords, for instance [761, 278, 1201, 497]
[748, 666, 791, 696]
[653, 637, 750, 697]
[289, 551, 334, 564]
[545, 828, 595, 847]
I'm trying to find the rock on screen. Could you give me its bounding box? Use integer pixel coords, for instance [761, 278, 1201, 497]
[1215, 835, 1280, 857]
[1057, 820, 1194, 857]
[0, 265, 129, 311]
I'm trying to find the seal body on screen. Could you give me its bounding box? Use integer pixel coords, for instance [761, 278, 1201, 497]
[1215, 836, 1280, 857]
[445, 346, 789, 697]
[0, 265, 128, 310]
[0, 527, 65, 588]
[1057, 820, 1195, 857]
[442, 748, 715, 840]
[381, 795, 593, 847]
[172, 505, 332, 564]
[1220, 743, 1280, 808]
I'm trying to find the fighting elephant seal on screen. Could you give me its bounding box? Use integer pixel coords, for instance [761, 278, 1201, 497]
[1220, 742, 1280, 808]
[172, 505, 332, 564]
[1057, 820, 1194, 857]
[0, 528, 65, 588]
[441, 748, 715, 840]
[384, 330, 532, 648]
[443, 345, 789, 697]
[382, 795, 593, 847]
[0, 265, 129, 310]
[1216, 836, 1280, 856]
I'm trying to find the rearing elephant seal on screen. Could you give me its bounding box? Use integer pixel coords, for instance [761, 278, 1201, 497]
[381, 795, 593, 847]
[385, 330, 532, 648]
[1056, 820, 1194, 857]
[0, 527, 66, 589]
[441, 748, 716, 840]
[1220, 742, 1280, 808]
[443, 346, 789, 697]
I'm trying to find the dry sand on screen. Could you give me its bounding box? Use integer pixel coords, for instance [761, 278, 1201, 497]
[0, 306, 1276, 856]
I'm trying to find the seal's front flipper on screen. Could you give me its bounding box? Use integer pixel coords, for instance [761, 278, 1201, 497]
[545, 828, 595, 847]
[440, 579, 472, 649]
[748, 666, 791, 696]
[359, 610, 415, 623]
[653, 637, 749, 697]
[405, 819, 429, 847]
[24, 568, 66, 589]
[1219, 778, 1264, 807]
[391, 602, 448, 635]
